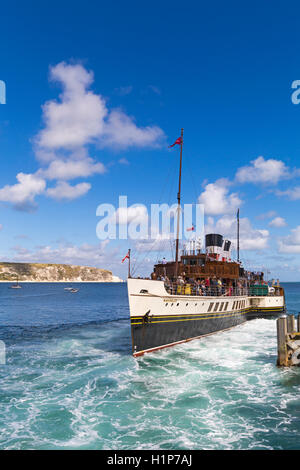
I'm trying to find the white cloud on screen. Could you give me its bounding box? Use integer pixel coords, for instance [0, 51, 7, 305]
[0, 62, 165, 211]
[102, 109, 165, 149]
[35, 62, 107, 155]
[235, 156, 291, 185]
[0, 173, 46, 211]
[278, 226, 300, 253]
[205, 214, 269, 250]
[35, 62, 164, 161]
[11, 240, 111, 266]
[46, 181, 91, 201]
[269, 217, 287, 228]
[38, 157, 106, 180]
[198, 179, 242, 216]
[276, 186, 300, 200]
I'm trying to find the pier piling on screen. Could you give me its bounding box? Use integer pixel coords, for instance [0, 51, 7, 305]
[277, 315, 300, 366]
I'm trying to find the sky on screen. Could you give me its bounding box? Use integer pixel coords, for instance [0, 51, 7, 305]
[1, 0, 300, 280]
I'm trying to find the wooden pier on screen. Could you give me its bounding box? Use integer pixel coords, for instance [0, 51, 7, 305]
[277, 315, 300, 366]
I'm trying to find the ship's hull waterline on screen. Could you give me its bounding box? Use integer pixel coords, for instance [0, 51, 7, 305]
[128, 279, 285, 357]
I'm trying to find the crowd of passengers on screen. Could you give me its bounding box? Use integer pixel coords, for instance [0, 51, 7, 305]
[159, 275, 268, 296]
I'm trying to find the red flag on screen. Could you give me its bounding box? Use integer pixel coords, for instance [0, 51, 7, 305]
[186, 225, 195, 232]
[169, 137, 182, 148]
[122, 251, 129, 263]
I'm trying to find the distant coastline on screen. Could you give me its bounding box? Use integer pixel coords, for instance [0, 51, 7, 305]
[0, 262, 124, 283]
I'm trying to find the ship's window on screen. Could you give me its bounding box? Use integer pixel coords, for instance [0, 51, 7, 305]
[186, 303, 189, 306]
[165, 303, 168, 306]
[140, 289, 148, 294]
[232, 301, 236, 310]
[177, 303, 179, 306]
[207, 302, 214, 312]
[214, 303, 219, 312]
[224, 302, 229, 311]
[219, 302, 224, 311]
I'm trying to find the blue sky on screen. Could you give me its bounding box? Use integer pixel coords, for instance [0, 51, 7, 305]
[1, 0, 300, 280]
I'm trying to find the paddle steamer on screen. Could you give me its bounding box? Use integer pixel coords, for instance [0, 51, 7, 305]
[127, 130, 285, 357]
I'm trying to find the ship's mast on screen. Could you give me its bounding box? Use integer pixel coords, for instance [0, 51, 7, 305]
[237, 208, 240, 263]
[175, 128, 184, 278]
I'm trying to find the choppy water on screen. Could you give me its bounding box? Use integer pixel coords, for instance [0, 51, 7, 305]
[0, 282, 300, 450]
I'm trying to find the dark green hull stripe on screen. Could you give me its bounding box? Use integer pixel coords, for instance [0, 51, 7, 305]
[131, 306, 285, 356]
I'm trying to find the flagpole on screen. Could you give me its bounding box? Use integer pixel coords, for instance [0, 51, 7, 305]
[237, 209, 240, 263]
[175, 128, 184, 278]
[128, 249, 131, 278]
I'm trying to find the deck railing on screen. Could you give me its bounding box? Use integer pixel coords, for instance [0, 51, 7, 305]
[164, 283, 282, 297]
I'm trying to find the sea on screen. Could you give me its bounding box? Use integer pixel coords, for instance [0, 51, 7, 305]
[0, 282, 299, 450]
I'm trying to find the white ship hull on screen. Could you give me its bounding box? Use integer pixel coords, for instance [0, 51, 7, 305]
[127, 278, 285, 357]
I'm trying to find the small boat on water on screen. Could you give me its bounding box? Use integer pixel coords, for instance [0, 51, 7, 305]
[9, 277, 22, 289]
[64, 287, 74, 291]
[69, 288, 79, 293]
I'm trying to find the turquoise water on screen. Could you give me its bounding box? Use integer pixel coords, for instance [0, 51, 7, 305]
[0, 282, 300, 450]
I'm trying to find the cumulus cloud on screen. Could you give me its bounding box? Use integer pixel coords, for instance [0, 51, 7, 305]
[235, 156, 292, 185]
[269, 217, 287, 228]
[0, 61, 165, 211]
[278, 226, 300, 253]
[46, 181, 91, 201]
[0, 173, 46, 211]
[35, 63, 107, 156]
[198, 179, 242, 216]
[35, 62, 164, 160]
[205, 214, 269, 250]
[101, 109, 165, 149]
[38, 157, 106, 180]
